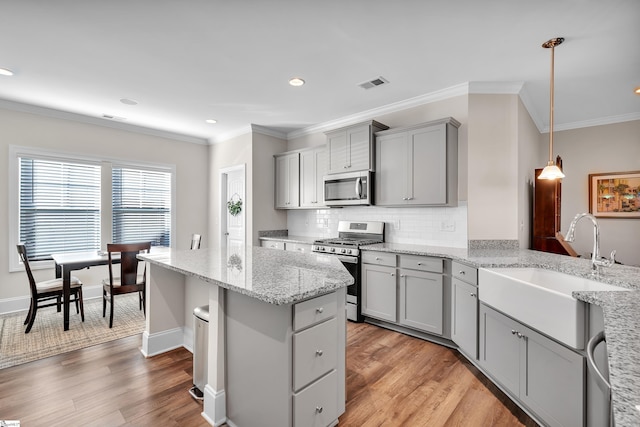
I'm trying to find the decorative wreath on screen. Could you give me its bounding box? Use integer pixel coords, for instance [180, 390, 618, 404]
[227, 195, 243, 216]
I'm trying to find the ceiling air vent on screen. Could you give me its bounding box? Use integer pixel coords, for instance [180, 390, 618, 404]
[358, 76, 389, 90]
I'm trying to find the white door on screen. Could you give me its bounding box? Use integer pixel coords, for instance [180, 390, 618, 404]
[221, 165, 246, 252]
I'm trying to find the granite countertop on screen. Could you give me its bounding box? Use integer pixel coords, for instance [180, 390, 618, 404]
[258, 234, 319, 245]
[363, 242, 640, 425]
[139, 247, 353, 305]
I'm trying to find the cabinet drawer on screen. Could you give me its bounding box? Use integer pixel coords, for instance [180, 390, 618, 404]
[294, 370, 338, 427]
[285, 243, 312, 254]
[399, 254, 443, 273]
[261, 240, 285, 250]
[293, 318, 338, 391]
[294, 292, 337, 331]
[361, 251, 396, 267]
[452, 261, 478, 286]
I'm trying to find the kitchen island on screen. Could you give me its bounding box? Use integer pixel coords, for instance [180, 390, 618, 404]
[138, 246, 353, 427]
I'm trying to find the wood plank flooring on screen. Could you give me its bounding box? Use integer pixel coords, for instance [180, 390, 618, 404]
[0, 322, 538, 426]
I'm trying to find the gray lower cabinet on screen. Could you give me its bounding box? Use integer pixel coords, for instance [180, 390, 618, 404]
[451, 278, 478, 358]
[361, 263, 396, 322]
[479, 303, 584, 427]
[398, 269, 443, 335]
[361, 251, 446, 336]
[261, 240, 285, 250]
[451, 261, 478, 359]
[226, 290, 345, 427]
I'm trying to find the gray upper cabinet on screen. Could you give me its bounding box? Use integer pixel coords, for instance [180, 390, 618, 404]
[300, 146, 327, 208]
[325, 120, 388, 175]
[274, 152, 300, 209]
[375, 117, 460, 206]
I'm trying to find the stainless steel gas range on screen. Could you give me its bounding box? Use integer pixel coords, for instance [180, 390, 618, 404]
[312, 220, 384, 322]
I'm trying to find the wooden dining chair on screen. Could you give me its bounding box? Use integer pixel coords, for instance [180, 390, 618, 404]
[16, 244, 84, 333]
[190, 233, 202, 250]
[102, 242, 151, 328]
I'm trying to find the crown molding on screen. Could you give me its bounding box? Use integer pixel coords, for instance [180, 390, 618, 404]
[286, 82, 470, 140]
[0, 98, 209, 145]
[550, 112, 640, 133]
[250, 124, 287, 140]
[468, 81, 524, 94]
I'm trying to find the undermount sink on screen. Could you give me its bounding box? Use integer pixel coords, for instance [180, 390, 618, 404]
[478, 268, 629, 349]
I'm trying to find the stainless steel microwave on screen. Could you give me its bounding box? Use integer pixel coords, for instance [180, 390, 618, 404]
[323, 171, 372, 206]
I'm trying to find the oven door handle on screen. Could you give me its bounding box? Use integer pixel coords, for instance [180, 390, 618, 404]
[337, 255, 358, 264]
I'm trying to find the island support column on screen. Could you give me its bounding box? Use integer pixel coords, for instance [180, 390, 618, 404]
[142, 264, 186, 356]
[202, 285, 227, 426]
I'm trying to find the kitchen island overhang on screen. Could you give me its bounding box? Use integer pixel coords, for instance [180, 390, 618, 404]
[138, 246, 353, 427]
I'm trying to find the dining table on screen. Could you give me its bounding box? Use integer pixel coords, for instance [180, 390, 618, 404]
[51, 250, 120, 331]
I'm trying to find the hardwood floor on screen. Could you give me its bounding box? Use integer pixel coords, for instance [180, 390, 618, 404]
[0, 323, 537, 426]
[341, 322, 538, 426]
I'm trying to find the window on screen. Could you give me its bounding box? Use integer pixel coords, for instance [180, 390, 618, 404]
[19, 157, 101, 261]
[10, 146, 175, 271]
[112, 166, 171, 246]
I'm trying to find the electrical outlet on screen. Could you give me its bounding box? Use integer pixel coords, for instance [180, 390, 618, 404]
[322, 218, 329, 228]
[440, 220, 456, 232]
[393, 220, 401, 230]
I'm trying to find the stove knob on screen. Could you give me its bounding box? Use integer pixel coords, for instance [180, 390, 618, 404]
[347, 249, 352, 255]
[340, 249, 346, 254]
[330, 248, 335, 253]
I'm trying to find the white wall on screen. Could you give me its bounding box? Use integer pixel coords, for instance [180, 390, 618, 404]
[251, 133, 288, 245]
[554, 120, 640, 266]
[0, 107, 209, 303]
[467, 94, 519, 241]
[209, 133, 252, 250]
[518, 97, 547, 249]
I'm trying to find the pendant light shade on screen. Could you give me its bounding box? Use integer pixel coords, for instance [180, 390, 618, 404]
[538, 37, 565, 180]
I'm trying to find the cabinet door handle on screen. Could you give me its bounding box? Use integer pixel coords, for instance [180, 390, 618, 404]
[459, 270, 466, 275]
[402, 197, 408, 201]
[316, 307, 324, 314]
[417, 262, 423, 266]
[470, 293, 477, 297]
[407, 197, 414, 200]
[390, 273, 395, 277]
[511, 329, 517, 335]
[400, 274, 405, 278]
[316, 406, 324, 414]
[375, 257, 381, 260]
[516, 332, 525, 339]
[315, 350, 324, 357]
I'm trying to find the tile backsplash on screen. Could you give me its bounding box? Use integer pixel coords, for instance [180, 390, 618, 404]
[287, 203, 468, 248]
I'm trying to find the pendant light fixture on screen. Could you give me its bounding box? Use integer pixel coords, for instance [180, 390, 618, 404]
[538, 37, 565, 180]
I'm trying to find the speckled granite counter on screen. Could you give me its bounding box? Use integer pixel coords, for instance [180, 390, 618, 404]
[363, 242, 640, 426]
[258, 234, 319, 245]
[139, 246, 353, 305]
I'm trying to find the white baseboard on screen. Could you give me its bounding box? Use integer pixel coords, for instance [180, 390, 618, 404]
[203, 384, 227, 427]
[140, 328, 184, 357]
[183, 325, 194, 353]
[0, 284, 103, 315]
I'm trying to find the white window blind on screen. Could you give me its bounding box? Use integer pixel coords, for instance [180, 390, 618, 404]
[19, 157, 101, 261]
[112, 167, 171, 246]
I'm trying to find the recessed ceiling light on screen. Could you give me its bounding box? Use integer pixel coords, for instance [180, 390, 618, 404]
[205, 119, 217, 124]
[289, 77, 305, 87]
[120, 98, 138, 105]
[635, 87, 640, 95]
[0, 68, 14, 76]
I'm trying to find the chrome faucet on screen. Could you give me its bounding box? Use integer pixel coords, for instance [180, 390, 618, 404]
[565, 213, 616, 275]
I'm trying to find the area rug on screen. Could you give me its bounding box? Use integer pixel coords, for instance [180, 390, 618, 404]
[0, 294, 145, 369]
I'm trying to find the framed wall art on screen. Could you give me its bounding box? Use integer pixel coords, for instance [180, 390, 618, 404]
[588, 171, 640, 218]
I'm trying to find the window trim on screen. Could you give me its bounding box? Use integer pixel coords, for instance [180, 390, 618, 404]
[9, 145, 176, 272]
